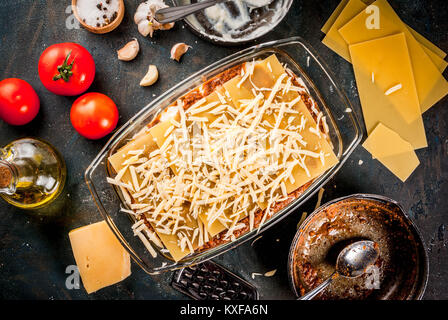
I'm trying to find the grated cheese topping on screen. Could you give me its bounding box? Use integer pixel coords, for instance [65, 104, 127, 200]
[385, 83, 402, 96]
[107, 56, 337, 261]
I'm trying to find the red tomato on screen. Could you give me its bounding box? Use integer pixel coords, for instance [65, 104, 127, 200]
[70, 92, 119, 140]
[38, 43, 95, 96]
[0, 78, 40, 126]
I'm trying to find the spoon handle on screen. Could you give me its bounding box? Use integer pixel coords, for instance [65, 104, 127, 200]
[155, 0, 228, 24]
[298, 272, 336, 300]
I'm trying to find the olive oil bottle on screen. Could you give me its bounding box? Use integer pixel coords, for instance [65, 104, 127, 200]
[0, 138, 66, 209]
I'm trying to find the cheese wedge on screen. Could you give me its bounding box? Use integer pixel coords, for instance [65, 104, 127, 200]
[363, 123, 420, 182]
[69, 221, 131, 294]
[339, 0, 448, 112]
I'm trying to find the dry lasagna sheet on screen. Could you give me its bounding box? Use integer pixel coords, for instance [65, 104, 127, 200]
[107, 54, 339, 262]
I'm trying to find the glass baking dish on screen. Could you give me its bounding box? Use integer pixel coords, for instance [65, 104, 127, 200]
[85, 37, 362, 274]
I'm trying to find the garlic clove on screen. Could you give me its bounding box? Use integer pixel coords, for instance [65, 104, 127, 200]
[170, 43, 191, 62]
[117, 39, 140, 61]
[140, 65, 159, 87]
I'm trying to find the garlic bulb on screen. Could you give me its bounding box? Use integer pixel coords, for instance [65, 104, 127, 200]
[134, 0, 174, 37]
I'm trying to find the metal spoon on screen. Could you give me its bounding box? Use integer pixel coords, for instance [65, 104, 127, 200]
[299, 240, 380, 300]
[155, 0, 272, 24]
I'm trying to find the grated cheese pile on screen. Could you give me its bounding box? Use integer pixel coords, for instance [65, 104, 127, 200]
[107, 55, 339, 262]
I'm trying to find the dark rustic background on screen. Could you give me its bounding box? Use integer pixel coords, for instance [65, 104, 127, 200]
[0, 0, 447, 300]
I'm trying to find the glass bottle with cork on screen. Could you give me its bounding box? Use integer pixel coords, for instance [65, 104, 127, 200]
[0, 138, 66, 209]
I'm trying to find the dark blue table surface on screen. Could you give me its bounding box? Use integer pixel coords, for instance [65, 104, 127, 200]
[0, 0, 447, 300]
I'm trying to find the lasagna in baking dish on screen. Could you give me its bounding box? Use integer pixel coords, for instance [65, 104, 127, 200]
[107, 54, 339, 262]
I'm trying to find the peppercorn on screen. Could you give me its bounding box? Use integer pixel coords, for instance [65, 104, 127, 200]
[111, 11, 118, 22]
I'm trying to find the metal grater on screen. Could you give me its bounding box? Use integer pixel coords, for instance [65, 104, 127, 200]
[170, 260, 259, 300]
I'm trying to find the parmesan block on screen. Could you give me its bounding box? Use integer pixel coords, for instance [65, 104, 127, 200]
[349, 33, 427, 149]
[362, 123, 420, 182]
[69, 221, 131, 294]
[339, 0, 448, 112]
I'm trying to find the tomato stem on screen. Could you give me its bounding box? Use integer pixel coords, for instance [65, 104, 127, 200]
[53, 51, 75, 82]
